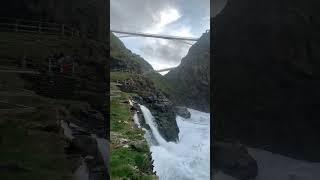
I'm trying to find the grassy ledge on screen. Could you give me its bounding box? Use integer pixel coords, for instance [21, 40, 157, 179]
[110, 73, 157, 179]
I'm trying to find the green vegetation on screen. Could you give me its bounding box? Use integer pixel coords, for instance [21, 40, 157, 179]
[0, 32, 103, 64]
[0, 70, 90, 180]
[0, 104, 74, 180]
[0, 31, 107, 82]
[145, 72, 176, 97]
[111, 148, 155, 180]
[110, 71, 133, 82]
[110, 76, 156, 179]
[110, 33, 153, 73]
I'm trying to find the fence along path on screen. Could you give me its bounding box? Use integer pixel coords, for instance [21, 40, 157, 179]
[0, 17, 80, 37]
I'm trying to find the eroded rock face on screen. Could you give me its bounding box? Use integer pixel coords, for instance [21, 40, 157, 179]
[213, 142, 258, 180]
[174, 106, 191, 119]
[129, 87, 179, 142]
[213, 0, 320, 160]
[110, 31, 179, 142]
[71, 135, 98, 156]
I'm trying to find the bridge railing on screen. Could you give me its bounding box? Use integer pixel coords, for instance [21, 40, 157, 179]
[0, 17, 80, 37]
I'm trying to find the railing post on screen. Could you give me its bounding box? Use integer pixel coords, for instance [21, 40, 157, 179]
[21, 54, 26, 69]
[61, 24, 65, 35]
[38, 23, 41, 33]
[48, 58, 52, 73]
[15, 19, 18, 32]
[72, 61, 75, 75]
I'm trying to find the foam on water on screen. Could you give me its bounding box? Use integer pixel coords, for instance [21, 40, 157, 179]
[139, 105, 210, 180]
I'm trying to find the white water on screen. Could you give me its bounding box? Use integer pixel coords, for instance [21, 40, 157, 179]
[139, 105, 210, 180]
[133, 113, 141, 128]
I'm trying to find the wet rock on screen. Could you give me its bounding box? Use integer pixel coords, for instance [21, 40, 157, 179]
[84, 155, 96, 168]
[175, 106, 191, 119]
[213, 0, 320, 161]
[130, 106, 137, 111]
[71, 135, 98, 156]
[213, 142, 258, 180]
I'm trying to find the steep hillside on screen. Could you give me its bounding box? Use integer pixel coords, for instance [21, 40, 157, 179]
[110, 33, 179, 179]
[165, 31, 210, 112]
[110, 33, 179, 141]
[213, 0, 320, 161]
[0, 2, 108, 179]
[110, 33, 153, 73]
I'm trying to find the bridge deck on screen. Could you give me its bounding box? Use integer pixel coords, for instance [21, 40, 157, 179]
[111, 30, 199, 41]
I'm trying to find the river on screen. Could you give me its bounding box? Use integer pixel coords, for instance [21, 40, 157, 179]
[139, 105, 210, 180]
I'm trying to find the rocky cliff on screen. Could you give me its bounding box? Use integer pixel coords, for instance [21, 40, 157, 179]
[213, 0, 320, 161]
[110, 33, 153, 73]
[165, 32, 210, 112]
[110, 33, 179, 142]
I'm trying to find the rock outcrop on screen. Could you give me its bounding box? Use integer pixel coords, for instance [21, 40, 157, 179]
[110, 33, 153, 73]
[213, 142, 258, 180]
[174, 106, 191, 119]
[119, 75, 179, 142]
[213, 0, 320, 161]
[165, 32, 210, 112]
[110, 33, 179, 142]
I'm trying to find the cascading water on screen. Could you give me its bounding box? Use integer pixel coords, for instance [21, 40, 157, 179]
[138, 105, 210, 180]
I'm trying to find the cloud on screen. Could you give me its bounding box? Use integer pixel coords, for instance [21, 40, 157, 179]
[111, 0, 209, 70]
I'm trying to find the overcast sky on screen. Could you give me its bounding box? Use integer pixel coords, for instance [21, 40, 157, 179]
[111, 0, 210, 72]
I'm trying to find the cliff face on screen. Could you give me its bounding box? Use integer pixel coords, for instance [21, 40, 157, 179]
[110, 33, 179, 142]
[165, 32, 210, 112]
[0, 0, 107, 41]
[213, 0, 320, 161]
[110, 33, 153, 73]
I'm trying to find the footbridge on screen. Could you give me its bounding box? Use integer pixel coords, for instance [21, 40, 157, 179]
[111, 29, 199, 45]
[155, 67, 177, 73]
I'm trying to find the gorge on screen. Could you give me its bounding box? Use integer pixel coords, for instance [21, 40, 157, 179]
[110, 27, 211, 179]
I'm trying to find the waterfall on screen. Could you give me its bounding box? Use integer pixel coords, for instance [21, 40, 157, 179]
[96, 138, 109, 167]
[138, 105, 210, 180]
[139, 105, 170, 146]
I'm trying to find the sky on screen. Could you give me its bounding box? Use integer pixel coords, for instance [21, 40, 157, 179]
[110, 0, 210, 73]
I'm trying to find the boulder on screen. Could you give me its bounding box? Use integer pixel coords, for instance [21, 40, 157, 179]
[213, 142, 258, 180]
[71, 135, 98, 156]
[175, 106, 191, 119]
[130, 140, 148, 152]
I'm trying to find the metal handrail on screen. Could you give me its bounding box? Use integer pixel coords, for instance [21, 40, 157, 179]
[0, 17, 80, 37]
[111, 29, 199, 41]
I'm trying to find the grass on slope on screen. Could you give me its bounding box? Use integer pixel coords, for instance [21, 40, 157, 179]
[0, 32, 106, 69]
[145, 72, 176, 97]
[0, 107, 74, 180]
[110, 79, 157, 179]
[0, 72, 92, 180]
[110, 71, 133, 82]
